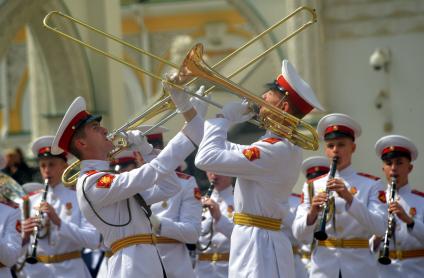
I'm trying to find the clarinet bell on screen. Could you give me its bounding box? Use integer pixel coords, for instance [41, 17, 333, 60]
[378, 255, 391, 265]
[313, 230, 328, 241]
[25, 256, 38, 264]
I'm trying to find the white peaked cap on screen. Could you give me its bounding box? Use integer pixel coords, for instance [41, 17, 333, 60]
[276, 59, 324, 113]
[52, 97, 101, 155]
[301, 156, 330, 176]
[317, 113, 361, 141]
[375, 134, 418, 161]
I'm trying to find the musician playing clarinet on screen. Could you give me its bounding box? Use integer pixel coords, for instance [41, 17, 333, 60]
[292, 113, 387, 278]
[195, 172, 234, 278]
[375, 135, 424, 277]
[20, 136, 100, 278]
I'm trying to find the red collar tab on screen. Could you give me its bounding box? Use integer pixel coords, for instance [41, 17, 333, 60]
[325, 125, 354, 138]
[382, 146, 411, 156]
[306, 166, 330, 175]
[58, 110, 91, 152]
[110, 157, 136, 166]
[276, 74, 313, 115]
[146, 133, 163, 142]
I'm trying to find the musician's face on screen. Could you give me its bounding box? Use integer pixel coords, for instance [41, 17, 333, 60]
[382, 157, 412, 186]
[324, 137, 356, 170]
[79, 121, 114, 159]
[39, 157, 68, 186]
[260, 90, 287, 115]
[206, 172, 232, 192]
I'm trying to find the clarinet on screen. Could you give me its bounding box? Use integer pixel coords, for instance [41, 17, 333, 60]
[378, 176, 397, 265]
[26, 178, 49, 264]
[204, 180, 215, 200]
[197, 181, 215, 251]
[314, 156, 339, 241]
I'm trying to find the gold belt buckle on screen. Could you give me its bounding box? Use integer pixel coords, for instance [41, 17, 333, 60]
[151, 234, 157, 245]
[211, 253, 219, 261]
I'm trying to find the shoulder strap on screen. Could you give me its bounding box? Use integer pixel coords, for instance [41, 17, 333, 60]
[82, 174, 132, 227]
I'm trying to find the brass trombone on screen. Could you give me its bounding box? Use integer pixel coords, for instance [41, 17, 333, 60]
[180, 43, 319, 150]
[43, 6, 318, 186]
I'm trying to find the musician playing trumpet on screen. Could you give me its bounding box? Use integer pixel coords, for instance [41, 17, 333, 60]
[292, 113, 387, 278]
[374, 135, 424, 277]
[20, 136, 100, 278]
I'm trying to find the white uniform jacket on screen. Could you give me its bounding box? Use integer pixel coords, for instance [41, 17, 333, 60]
[195, 118, 302, 278]
[377, 184, 424, 278]
[23, 183, 100, 278]
[0, 203, 22, 278]
[76, 132, 195, 278]
[151, 172, 202, 278]
[195, 186, 234, 278]
[286, 194, 309, 278]
[292, 166, 387, 278]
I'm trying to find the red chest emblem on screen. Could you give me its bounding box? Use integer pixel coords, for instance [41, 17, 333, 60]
[15, 220, 21, 233]
[194, 188, 202, 201]
[96, 174, 115, 189]
[378, 191, 386, 203]
[350, 186, 358, 195]
[242, 147, 261, 161]
[409, 207, 417, 217]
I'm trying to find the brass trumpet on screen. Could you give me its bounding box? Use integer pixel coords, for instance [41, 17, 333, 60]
[43, 6, 318, 186]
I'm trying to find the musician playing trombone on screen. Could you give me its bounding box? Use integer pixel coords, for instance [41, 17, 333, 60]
[195, 60, 323, 278]
[50, 80, 205, 277]
[20, 136, 100, 278]
[195, 172, 234, 278]
[374, 135, 424, 277]
[111, 124, 203, 278]
[292, 113, 387, 278]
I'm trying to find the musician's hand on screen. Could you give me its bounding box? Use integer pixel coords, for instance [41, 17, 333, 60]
[125, 130, 153, 156]
[150, 214, 162, 235]
[202, 198, 221, 222]
[307, 192, 327, 225]
[190, 86, 209, 118]
[163, 72, 193, 113]
[21, 217, 41, 240]
[39, 202, 61, 227]
[221, 101, 255, 124]
[389, 201, 413, 225]
[327, 178, 353, 205]
[133, 150, 146, 167]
